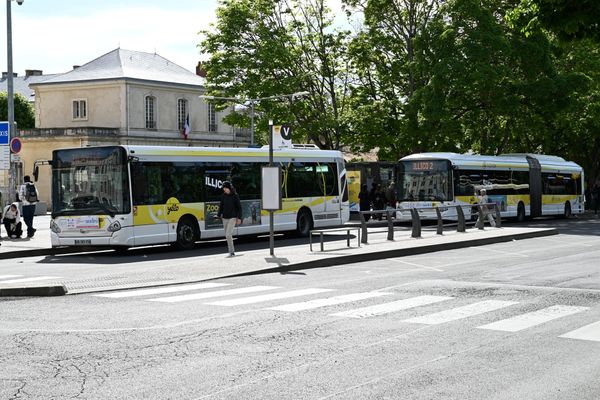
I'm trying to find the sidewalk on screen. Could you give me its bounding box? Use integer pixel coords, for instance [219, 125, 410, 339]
[0, 214, 52, 259]
[0, 215, 558, 296]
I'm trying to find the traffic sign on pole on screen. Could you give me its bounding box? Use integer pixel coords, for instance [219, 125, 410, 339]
[10, 137, 22, 154]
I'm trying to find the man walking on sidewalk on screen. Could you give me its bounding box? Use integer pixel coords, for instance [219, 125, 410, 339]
[19, 175, 39, 238]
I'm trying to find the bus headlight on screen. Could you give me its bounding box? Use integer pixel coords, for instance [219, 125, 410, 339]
[50, 220, 61, 234]
[107, 221, 122, 232]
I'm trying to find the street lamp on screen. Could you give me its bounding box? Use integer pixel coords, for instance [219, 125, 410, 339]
[199, 91, 310, 146]
[6, 0, 24, 204]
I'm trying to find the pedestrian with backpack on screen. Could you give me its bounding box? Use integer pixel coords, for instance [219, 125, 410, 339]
[18, 175, 39, 238]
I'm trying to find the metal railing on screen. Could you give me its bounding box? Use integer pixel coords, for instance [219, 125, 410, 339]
[359, 203, 501, 244]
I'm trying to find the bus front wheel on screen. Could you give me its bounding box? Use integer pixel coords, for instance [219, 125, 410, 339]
[517, 202, 526, 223]
[174, 217, 198, 250]
[296, 209, 313, 237]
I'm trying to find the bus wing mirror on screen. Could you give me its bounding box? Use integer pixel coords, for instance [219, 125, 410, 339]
[33, 165, 39, 182]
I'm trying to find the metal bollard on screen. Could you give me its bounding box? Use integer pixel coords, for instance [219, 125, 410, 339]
[360, 212, 368, 244]
[456, 206, 466, 232]
[476, 205, 485, 230]
[495, 205, 502, 228]
[410, 208, 421, 238]
[435, 207, 444, 235]
[387, 210, 394, 241]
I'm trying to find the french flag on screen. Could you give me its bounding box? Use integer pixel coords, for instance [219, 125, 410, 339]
[183, 114, 190, 139]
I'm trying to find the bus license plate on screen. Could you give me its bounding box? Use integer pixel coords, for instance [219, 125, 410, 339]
[74, 239, 92, 245]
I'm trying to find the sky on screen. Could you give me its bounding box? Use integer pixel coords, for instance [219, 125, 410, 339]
[1, 0, 348, 76]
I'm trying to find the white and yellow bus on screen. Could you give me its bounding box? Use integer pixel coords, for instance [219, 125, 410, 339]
[49, 145, 349, 250]
[397, 153, 584, 221]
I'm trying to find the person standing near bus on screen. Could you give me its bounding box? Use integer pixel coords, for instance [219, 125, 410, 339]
[358, 184, 371, 221]
[218, 181, 242, 257]
[18, 175, 39, 238]
[592, 184, 600, 215]
[476, 189, 496, 228]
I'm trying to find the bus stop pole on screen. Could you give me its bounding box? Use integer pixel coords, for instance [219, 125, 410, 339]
[268, 120, 275, 256]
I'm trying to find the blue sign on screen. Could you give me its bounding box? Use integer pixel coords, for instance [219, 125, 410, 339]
[0, 121, 9, 145]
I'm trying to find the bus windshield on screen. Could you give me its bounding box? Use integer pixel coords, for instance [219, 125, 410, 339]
[52, 146, 131, 217]
[398, 160, 451, 202]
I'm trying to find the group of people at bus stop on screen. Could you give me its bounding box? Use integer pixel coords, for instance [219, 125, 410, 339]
[358, 182, 398, 220]
[0, 176, 39, 242]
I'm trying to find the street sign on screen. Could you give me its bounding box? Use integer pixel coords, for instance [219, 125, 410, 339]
[0, 121, 9, 146]
[272, 124, 293, 148]
[0, 146, 9, 170]
[10, 137, 22, 154]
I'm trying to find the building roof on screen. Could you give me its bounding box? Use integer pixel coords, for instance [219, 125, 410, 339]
[31, 48, 205, 88]
[0, 72, 58, 102]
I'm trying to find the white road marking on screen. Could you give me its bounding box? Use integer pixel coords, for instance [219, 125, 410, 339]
[0, 275, 24, 281]
[0, 276, 61, 284]
[468, 246, 529, 258]
[93, 283, 231, 298]
[388, 259, 444, 272]
[477, 305, 589, 332]
[205, 288, 334, 307]
[330, 295, 454, 319]
[148, 286, 279, 303]
[268, 292, 392, 312]
[403, 300, 519, 325]
[560, 321, 600, 342]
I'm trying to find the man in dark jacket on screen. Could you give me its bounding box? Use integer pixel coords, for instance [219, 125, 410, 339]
[218, 181, 242, 257]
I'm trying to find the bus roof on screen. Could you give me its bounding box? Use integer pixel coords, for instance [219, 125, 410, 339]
[400, 152, 582, 171]
[122, 145, 342, 159]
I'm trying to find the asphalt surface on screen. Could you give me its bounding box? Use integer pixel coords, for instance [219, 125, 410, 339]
[1, 217, 599, 399]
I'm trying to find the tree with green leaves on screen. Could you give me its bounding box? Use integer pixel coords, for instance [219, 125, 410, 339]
[199, 0, 353, 149]
[343, 0, 443, 160]
[510, 0, 600, 42]
[409, 0, 587, 155]
[0, 92, 35, 130]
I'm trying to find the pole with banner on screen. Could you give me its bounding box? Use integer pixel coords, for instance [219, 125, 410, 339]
[262, 163, 281, 257]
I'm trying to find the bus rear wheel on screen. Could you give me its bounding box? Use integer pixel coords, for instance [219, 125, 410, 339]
[516, 202, 526, 223]
[296, 209, 313, 237]
[174, 218, 198, 250]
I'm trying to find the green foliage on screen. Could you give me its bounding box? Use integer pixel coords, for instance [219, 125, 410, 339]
[199, 0, 353, 149]
[509, 0, 600, 42]
[0, 92, 35, 130]
[200, 0, 600, 182]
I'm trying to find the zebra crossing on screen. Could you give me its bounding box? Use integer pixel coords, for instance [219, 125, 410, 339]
[91, 283, 600, 343]
[0, 274, 61, 284]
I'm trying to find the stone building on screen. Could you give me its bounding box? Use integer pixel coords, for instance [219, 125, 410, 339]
[13, 48, 249, 206]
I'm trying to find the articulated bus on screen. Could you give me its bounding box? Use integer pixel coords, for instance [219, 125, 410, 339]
[49, 145, 349, 250]
[396, 153, 584, 221]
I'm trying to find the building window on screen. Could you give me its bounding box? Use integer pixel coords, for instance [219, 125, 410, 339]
[145, 96, 156, 129]
[177, 99, 188, 131]
[208, 103, 217, 132]
[72, 99, 87, 120]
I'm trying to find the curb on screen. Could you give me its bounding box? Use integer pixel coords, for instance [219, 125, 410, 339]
[218, 228, 560, 278]
[0, 285, 68, 297]
[0, 247, 89, 260]
[0, 227, 558, 297]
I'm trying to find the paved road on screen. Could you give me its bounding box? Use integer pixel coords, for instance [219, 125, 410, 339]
[1, 218, 599, 399]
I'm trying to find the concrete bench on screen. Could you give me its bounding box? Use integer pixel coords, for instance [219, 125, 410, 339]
[309, 227, 361, 252]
